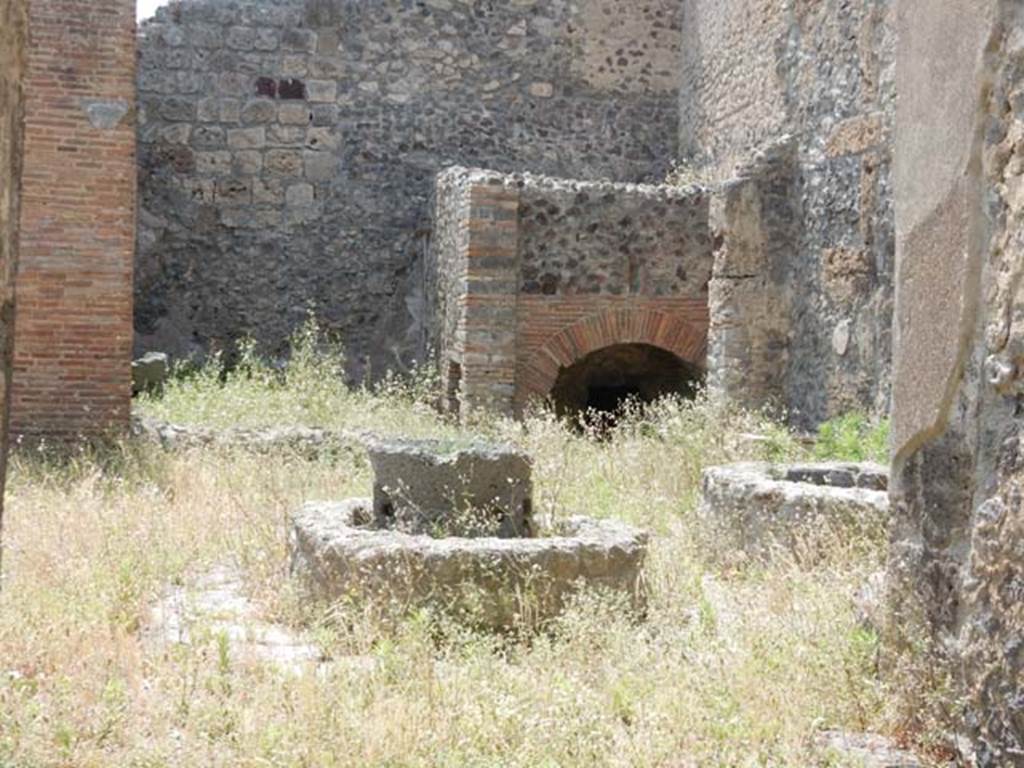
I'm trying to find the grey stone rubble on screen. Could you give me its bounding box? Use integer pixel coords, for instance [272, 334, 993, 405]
[131, 351, 170, 395]
[813, 731, 924, 768]
[698, 462, 890, 558]
[130, 415, 363, 455]
[145, 563, 326, 674]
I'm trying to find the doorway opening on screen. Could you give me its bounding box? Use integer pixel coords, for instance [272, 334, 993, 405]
[550, 343, 702, 422]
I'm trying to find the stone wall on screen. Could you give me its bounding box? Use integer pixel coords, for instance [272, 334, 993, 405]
[888, 1, 1024, 763]
[680, 0, 895, 428]
[707, 139, 797, 414]
[136, 0, 683, 380]
[13, 0, 137, 435]
[427, 167, 710, 415]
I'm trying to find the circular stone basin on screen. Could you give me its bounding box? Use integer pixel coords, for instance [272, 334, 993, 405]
[289, 499, 648, 630]
[698, 462, 890, 557]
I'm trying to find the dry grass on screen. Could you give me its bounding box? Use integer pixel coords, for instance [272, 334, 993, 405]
[0, 335, 914, 766]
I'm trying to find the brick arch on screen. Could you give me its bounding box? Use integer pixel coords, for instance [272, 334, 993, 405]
[516, 308, 708, 404]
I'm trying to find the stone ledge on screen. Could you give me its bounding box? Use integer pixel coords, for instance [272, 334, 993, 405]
[698, 462, 890, 558]
[289, 499, 648, 630]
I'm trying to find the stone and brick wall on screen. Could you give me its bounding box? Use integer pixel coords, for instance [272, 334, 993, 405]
[135, 0, 683, 380]
[13, 0, 136, 436]
[888, 1, 1024, 762]
[428, 168, 710, 415]
[680, 0, 895, 428]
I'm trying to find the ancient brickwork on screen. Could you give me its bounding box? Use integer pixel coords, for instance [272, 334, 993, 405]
[680, 0, 895, 428]
[888, 1, 1024, 763]
[13, 0, 136, 436]
[0, 0, 27, 529]
[136, 0, 683, 379]
[428, 168, 710, 415]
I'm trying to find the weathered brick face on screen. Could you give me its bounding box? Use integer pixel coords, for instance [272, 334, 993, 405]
[427, 168, 711, 416]
[13, 0, 136, 436]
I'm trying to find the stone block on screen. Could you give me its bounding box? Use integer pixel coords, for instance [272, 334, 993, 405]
[265, 149, 303, 176]
[241, 99, 276, 124]
[368, 438, 534, 538]
[698, 462, 890, 560]
[303, 150, 338, 182]
[285, 182, 314, 207]
[227, 126, 265, 149]
[305, 79, 337, 102]
[232, 150, 262, 176]
[278, 102, 312, 125]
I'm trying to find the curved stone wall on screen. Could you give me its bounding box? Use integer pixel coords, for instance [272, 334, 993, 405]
[135, 0, 683, 378]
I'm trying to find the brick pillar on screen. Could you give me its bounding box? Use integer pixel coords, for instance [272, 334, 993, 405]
[707, 139, 796, 414]
[12, 0, 136, 437]
[1, 0, 28, 565]
[458, 183, 520, 416]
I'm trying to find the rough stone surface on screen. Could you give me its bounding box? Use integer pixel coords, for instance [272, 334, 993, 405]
[699, 462, 890, 558]
[135, 0, 683, 379]
[887, 2, 1024, 763]
[680, 0, 896, 428]
[707, 139, 797, 413]
[130, 415, 362, 457]
[289, 499, 648, 631]
[0, 0, 26, 532]
[426, 167, 710, 415]
[132, 351, 170, 395]
[813, 731, 924, 767]
[368, 438, 533, 539]
[147, 564, 324, 673]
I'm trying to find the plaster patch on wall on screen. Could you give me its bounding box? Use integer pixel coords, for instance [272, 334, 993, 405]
[82, 99, 129, 130]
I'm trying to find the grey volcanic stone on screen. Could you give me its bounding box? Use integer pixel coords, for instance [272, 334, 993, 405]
[289, 499, 648, 630]
[368, 438, 533, 538]
[699, 462, 890, 558]
[813, 731, 924, 768]
[135, 0, 684, 381]
[888, 3, 1024, 763]
[132, 351, 169, 395]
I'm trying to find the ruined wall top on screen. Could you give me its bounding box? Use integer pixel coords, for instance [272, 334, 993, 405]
[135, 0, 683, 378]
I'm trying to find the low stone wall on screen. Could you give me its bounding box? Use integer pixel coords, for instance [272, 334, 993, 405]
[130, 416, 361, 456]
[699, 462, 890, 560]
[290, 499, 648, 630]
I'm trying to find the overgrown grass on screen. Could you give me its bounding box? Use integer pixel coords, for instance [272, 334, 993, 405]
[813, 412, 890, 464]
[0, 331, 934, 766]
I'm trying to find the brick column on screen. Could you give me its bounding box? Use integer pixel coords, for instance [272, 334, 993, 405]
[458, 183, 520, 416]
[13, 0, 136, 436]
[1, 0, 28, 565]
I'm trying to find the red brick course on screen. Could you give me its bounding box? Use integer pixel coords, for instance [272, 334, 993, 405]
[515, 298, 709, 410]
[13, 0, 136, 436]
